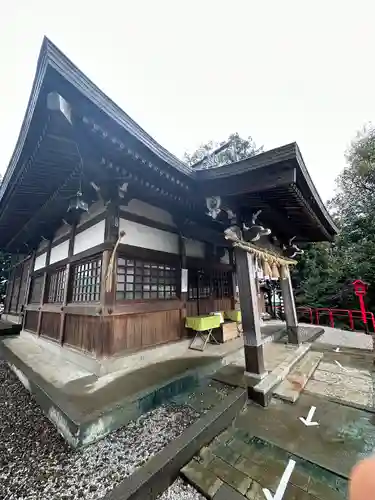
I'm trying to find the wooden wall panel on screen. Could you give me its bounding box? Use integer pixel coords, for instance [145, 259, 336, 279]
[186, 298, 232, 316]
[17, 259, 31, 313]
[213, 297, 232, 312]
[186, 301, 198, 317]
[24, 311, 39, 333]
[40, 312, 60, 341]
[197, 298, 214, 315]
[112, 309, 182, 354]
[64, 314, 112, 357]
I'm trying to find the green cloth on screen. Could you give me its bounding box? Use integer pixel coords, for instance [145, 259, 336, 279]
[185, 315, 221, 332]
[225, 310, 242, 322]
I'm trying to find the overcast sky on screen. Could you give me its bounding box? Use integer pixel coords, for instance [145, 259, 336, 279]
[0, 1, 374, 202]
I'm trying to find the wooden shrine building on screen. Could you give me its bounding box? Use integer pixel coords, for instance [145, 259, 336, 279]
[0, 38, 337, 404]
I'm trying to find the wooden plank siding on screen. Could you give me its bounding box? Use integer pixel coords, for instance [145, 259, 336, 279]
[63, 314, 113, 357]
[112, 309, 182, 353]
[40, 312, 61, 341]
[24, 311, 39, 333]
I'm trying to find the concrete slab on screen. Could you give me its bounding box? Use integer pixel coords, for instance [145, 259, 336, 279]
[185, 404, 349, 499]
[0, 331, 246, 447]
[314, 326, 372, 350]
[212, 344, 312, 405]
[0, 320, 21, 337]
[235, 393, 375, 478]
[304, 350, 374, 411]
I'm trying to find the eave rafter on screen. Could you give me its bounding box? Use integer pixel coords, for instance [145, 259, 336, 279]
[81, 116, 193, 192]
[78, 116, 217, 221]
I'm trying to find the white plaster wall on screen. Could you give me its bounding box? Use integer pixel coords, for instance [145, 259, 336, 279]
[77, 200, 105, 228]
[220, 249, 230, 264]
[34, 252, 47, 271]
[37, 240, 49, 253]
[73, 220, 105, 255]
[185, 239, 205, 259]
[119, 218, 179, 254]
[53, 223, 70, 242]
[120, 199, 176, 227]
[50, 239, 69, 265]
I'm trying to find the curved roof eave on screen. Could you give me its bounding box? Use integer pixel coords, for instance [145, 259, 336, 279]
[294, 143, 338, 236]
[0, 36, 193, 206]
[195, 142, 338, 238]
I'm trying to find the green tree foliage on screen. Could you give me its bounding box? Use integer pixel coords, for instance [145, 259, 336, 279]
[184, 132, 262, 166]
[293, 124, 375, 313]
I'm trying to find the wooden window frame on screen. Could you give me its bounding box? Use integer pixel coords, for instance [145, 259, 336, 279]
[116, 256, 178, 302]
[69, 255, 102, 303]
[29, 274, 44, 304]
[188, 268, 233, 301]
[46, 267, 67, 303]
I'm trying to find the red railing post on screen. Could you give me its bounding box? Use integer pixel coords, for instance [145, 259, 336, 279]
[315, 309, 320, 325]
[309, 307, 313, 324]
[348, 310, 354, 330]
[329, 310, 334, 328]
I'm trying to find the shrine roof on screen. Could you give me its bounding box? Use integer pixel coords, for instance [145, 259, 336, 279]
[0, 38, 337, 252]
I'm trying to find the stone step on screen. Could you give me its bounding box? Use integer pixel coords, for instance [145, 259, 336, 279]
[182, 427, 347, 499]
[252, 344, 311, 404]
[273, 351, 323, 403]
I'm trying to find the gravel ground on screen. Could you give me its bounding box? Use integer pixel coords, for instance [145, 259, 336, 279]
[0, 360, 204, 500]
[159, 477, 205, 500]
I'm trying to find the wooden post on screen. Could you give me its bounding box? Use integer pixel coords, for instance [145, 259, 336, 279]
[280, 265, 299, 344]
[37, 242, 52, 336]
[5, 265, 16, 314]
[229, 249, 236, 310]
[178, 235, 187, 336]
[234, 247, 267, 404]
[59, 223, 76, 344]
[22, 252, 36, 330]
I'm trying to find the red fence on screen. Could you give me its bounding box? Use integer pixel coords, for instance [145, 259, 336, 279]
[296, 306, 375, 332]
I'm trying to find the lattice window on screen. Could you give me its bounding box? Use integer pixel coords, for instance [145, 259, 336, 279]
[116, 258, 177, 300]
[29, 276, 44, 304]
[71, 257, 101, 302]
[188, 269, 233, 300]
[188, 269, 211, 299]
[47, 268, 66, 303]
[188, 269, 198, 300]
[212, 270, 232, 299]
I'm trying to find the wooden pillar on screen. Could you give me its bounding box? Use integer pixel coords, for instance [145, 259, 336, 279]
[229, 249, 236, 310]
[37, 242, 52, 336]
[178, 235, 188, 336]
[22, 252, 36, 330]
[59, 223, 76, 344]
[280, 265, 299, 344]
[234, 247, 267, 404]
[5, 266, 16, 314]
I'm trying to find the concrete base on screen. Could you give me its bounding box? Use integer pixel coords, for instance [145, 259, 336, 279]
[0, 332, 246, 448]
[0, 320, 21, 337]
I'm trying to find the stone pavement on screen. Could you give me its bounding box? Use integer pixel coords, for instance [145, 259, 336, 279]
[305, 350, 374, 410]
[181, 389, 375, 499]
